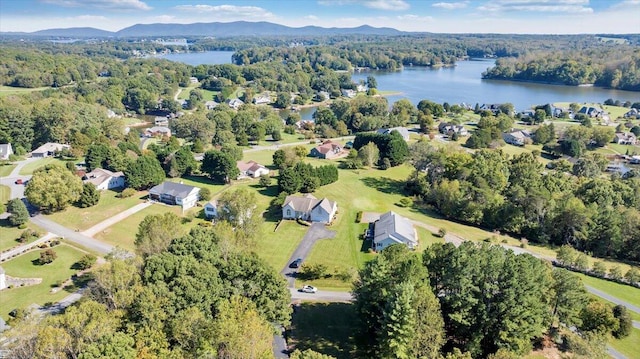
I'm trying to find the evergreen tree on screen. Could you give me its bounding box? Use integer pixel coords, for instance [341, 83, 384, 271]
[125, 155, 165, 190]
[77, 183, 100, 208]
[7, 198, 29, 226]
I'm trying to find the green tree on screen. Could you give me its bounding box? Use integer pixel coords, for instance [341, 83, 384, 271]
[612, 305, 632, 339]
[77, 183, 100, 208]
[216, 188, 262, 241]
[550, 269, 588, 328]
[134, 212, 185, 257]
[201, 150, 239, 183]
[76, 254, 97, 270]
[7, 198, 29, 226]
[25, 164, 83, 212]
[274, 92, 291, 109]
[278, 166, 302, 194]
[358, 142, 380, 168]
[39, 248, 57, 264]
[259, 174, 272, 187]
[125, 155, 165, 190]
[290, 349, 336, 359]
[579, 301, 618, 335]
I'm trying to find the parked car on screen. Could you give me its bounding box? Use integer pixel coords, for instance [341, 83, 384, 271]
[14, 179, 23, 184]
[289, 258, 303, 268]
[300, 285, 317, 293]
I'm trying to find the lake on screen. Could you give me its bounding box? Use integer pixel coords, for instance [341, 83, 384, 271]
[160, 51, 639, 118]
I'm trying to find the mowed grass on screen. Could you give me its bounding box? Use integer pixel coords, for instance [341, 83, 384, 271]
[288, 302, 357, 359]
[0, 184, 10, 204]
[0, 219, 45, 252]
[18, 157, 73, 175]
[47, 189, 147, 231]
[0, 244, 85, 321]
[576, 273, 640, 309]
[0, 85, 49, 97]
[553, 102, 630, 120]
[167, 176, 228, 198]
[609, 328, 640, 359]
[0, 164, 16, 177]
[94, 203, 184, 251]
[254, 219, 307, 271]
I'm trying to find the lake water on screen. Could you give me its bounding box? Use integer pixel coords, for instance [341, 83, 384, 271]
[160, 51, 639, 118]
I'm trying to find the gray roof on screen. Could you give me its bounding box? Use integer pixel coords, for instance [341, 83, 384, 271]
[283, 194, 335, 214]
[0, 143, 12, 157]
[377, 127, 409, 138]
[32, 142, 69, 154]
[149, 181, 199, 198]
[83, 168, 124, 187]
[374, 211, 417, 247]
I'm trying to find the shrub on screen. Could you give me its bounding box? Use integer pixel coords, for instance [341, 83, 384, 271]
[396, 197, 413, 208]
[18, 229, 39, 243]
[76, 254, 97, 270]
[437, 228, 447, 238]
[50, 240, 60, 246]
[199, 187, 212, 201]
[258, 174, 272, 187]
[39, 249, 57, 264]
[520, 238, 528, 248]
[355, 211, 363, 223]
[119, 188, 136, 198]
[299, 263, 328, 280]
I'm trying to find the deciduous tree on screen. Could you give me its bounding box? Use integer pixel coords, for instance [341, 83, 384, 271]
[25, 164, 83, 212]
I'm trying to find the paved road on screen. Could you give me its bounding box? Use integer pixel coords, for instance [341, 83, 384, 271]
[585, 285, 640, 315]
[607, 346, 627, 359]
[0, 232, 56, 261]
[81, 202, 152, 237]
[0, 158, 37, 200]
[243, 136, 355, 153]
[30, 215, 114, 255]
[289, 288, 353, 302]
[39, 289, 85, 316]
[281, 222, 336, 288]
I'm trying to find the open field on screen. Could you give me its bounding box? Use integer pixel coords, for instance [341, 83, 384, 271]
[94, 203, 184, 251]
[0, 219, 45, 252]
[47, 189, 147, 231]
[0, 85, 49, 97]
[18, 157, 74, 175]
[0, 244, 85, 320]
[0, 164, 16, 177]
[288, 302, 357, 358]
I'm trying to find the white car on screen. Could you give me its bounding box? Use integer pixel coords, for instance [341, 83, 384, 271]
[300, 285, 317, 293]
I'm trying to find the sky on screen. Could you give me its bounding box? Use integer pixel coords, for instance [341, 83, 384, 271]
[1, 0, 639, 34]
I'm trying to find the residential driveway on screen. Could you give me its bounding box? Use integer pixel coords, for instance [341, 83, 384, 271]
[81, 202, 152, 237]
[360, 211, 380, 223]
[0, 232, 57, 262]
[30, 215, 114, 255]
[281, 222, 336, 288]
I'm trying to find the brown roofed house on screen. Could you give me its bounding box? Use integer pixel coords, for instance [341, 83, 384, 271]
[310, 140, 343, 159]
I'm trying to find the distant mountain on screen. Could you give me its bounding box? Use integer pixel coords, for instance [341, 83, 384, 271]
[31, 27, 115, 38]
[2, 21, 405, 38]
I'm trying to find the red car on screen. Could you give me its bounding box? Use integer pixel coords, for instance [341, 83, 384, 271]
[14, 179, 23, 185]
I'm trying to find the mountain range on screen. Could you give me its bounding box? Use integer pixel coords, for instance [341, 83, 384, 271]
[1, 21, 407, 38]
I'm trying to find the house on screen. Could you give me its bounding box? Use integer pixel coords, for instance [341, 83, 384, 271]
[310, 140, 343, 159]
[480, 103, 502, 115]
[0, 143, 13, 160]
[315, 91, 330, 102]
[630, 156, 640, 164]
[624, 108, 639, 119]
[83, 168, 125, 190]
[148, 181, 200, 210]
[178, 99, 188, 109]
[578, 106, 604, 118]
[205, 101, 218, 110]
[344, 141, 354, 149]
[144, 126, 172, 138]
[295, 120, 314, 130]
[237, 160, 270, 179]
[613, 132, 637, 145]
[31, 143, 70, 158]
[154, 116, 169, 126]
[0, 266, 5, 290]
[606, 162, 631, 176]
[204, 199, 218, 219]
[438, 122, 469, 137]
[227, 98, 244, 110]
[377, 127, 410, 141]
[252, 93, 271, 105]
[189, 76, 198, 84]
[341, 89, 357, 98]
[282, 193, 337, 224]
[502, 129, 531, 146]
[373, 211, 418, 252]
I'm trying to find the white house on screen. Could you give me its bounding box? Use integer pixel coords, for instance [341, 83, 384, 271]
[31, 143, 70, 158]
[148, 181, 200, 210]
[204, 199, 218, 219]
[614, 132, 637, 145]
[0, 143, 13, 160]
[205, 101, 218, 110]
[237, 160, 270, 179]
[377, 127, 410, 141]
[154, 117, 169, 126]
[282, 194, 337, 224]
[83, 168, 126, 191]
[252, 93, 271, 105]
[373, 211, 418, 252]
[227, 98, 244, 110]
[0, 266, 6, 290]
[502, 129, 531, 146]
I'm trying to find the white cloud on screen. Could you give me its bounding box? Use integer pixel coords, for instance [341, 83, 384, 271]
[304, 15, 319, 20]
[318, 0, 409, 11]
[41, 0, 151, 11]
[477, 0, 593, 14]
[397, 14, 433, 21]
[609, 0, 640, 9]
[74, 15, 108, 21]
[432, 1, 469, 10]
[173, 4, 274, 18]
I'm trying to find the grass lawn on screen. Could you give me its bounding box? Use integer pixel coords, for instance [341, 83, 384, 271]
[167, 176, 228, 198]
[0, 219, 45, 252]
[254, 220, 307, 270]
[0, 85, 49, 96]
[288, 302, 357, 359]
[609, 328, 640, 359]
[0, 244, 85, 320]
[47, 189, 147, 231]
[18, 157, 76, 175]
[608, 142, 640, 155]
[94, 203, 183, 251]
[576, 273, 640, 309]
[553, 102, 629, 120]
[0, 184, 9, 204]
[0, 164, 16, 177]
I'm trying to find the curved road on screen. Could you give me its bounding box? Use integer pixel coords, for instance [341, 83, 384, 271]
[29, 215, 114, 255]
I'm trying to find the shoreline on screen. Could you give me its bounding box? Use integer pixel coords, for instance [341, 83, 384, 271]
[482, 77, 639, 93]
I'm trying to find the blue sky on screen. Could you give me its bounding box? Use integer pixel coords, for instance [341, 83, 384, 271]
[1, 0, 639, 34]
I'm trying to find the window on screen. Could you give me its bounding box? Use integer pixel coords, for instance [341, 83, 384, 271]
[286, 209, 291, 216]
